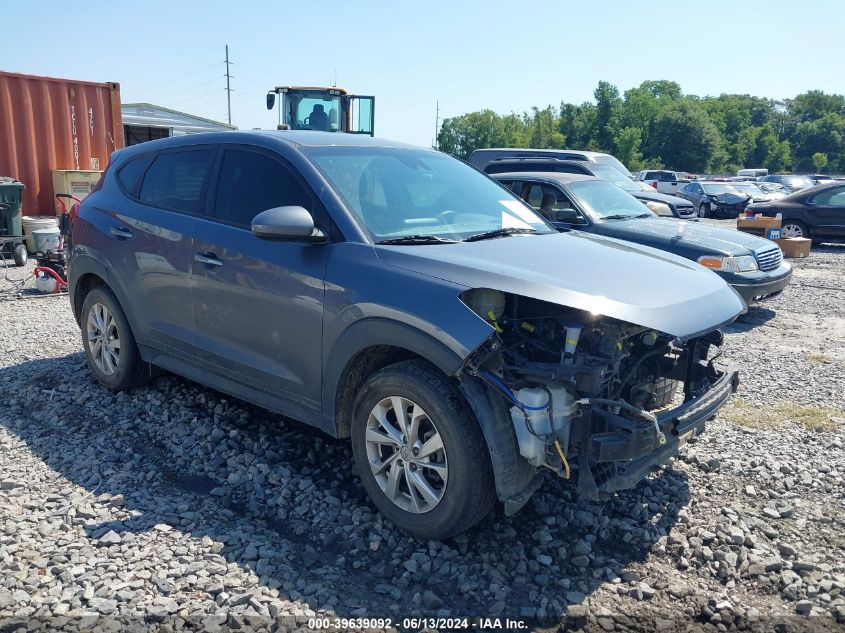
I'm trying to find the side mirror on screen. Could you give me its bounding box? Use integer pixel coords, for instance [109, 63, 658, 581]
[251, 206, 326, 242]
[266, 92, 276, 110]
[550, 208, 582, 223]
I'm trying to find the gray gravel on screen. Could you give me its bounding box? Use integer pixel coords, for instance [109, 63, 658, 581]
[1, 242, 844, 632]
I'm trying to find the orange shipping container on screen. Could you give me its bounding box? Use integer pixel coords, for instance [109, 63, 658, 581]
[0, 70, 123, 215]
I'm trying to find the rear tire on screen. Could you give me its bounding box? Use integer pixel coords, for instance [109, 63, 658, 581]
[781, 220, 809, 239]
[81, 286, 147, 391]
[12, 243, 27, 266]
[351, 360, 495, 540]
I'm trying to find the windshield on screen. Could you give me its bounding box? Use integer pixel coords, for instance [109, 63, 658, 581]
[588, 164, 642, 193]
[781, 175, 815, 189]
[284, 91, 342, 132]
[567, 179, 651, 220]
[304, 147, 555, 241]
[702, 184, 743, 195]
[592, 154, 633, 177]
[734, 183, 765, 195]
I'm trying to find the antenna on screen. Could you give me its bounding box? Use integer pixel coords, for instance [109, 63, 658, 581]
[224, 45, 233, 125]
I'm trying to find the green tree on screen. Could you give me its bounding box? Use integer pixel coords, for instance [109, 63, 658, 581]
[613, 127, 643, 170]
[650, 100, 721, 172]
[528, 106, 565, 149]
[558, 102, 595, 149]
[812, 152, 828, 173]
[592, 81, 622, 151]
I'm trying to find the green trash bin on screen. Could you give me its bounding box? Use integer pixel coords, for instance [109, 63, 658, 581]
[0, 176, 25, 238]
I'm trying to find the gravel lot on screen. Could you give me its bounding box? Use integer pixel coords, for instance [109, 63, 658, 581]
[1, 230, 844, 632]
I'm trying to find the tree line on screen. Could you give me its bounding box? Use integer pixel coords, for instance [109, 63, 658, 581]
[436, 80, 845, 175]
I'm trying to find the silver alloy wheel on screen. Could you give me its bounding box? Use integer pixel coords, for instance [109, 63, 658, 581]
[86, 302, 121, 375]
[364, 396, 448, 513]
[781, 223, 804, 238]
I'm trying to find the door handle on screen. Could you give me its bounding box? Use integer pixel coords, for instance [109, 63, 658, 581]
[109, 226, 134, 240]
[194, 252, 224, 267]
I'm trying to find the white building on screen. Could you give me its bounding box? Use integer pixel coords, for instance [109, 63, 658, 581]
[122, 103, 236, 146]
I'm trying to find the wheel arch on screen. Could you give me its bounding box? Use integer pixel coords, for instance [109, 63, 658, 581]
[326, 319, 534, 508]
[69, 254, 137, 337]
[325, 318, 469, 439]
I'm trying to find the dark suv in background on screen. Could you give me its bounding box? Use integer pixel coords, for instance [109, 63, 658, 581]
[69, 131, 744, 539]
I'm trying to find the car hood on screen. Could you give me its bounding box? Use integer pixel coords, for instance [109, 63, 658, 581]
[711, 192, 751, 205]
[597, 217, 769, 256]
[631, 191, 693, 206]
[375, 232, 745, 340]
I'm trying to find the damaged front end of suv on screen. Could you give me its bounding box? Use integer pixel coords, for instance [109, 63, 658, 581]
[457, 288, 740, 515]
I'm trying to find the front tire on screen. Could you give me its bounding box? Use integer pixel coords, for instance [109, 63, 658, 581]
[699, 203, 710, 218]
[81, 287, 147, 391]
[351, 360, 495, 540]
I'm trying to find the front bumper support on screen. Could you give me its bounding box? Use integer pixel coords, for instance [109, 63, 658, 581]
[577, 366, 739, 498]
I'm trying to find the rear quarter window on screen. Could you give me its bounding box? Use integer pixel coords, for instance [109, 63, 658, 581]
[116, 154, 154, 196]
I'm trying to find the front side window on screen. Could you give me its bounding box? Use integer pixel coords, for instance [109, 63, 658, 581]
[139, 149, 216, 213]
[213, 149, 311, 227]
[810, 187, 845, 207]
[304, 147, 554, 241]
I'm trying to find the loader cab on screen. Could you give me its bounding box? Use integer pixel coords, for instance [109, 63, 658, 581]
[266, 86, 375, 136]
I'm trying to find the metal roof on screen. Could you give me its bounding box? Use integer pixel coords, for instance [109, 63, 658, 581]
[121, 103, 236, 131]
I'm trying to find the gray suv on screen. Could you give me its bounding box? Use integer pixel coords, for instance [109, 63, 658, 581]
[69, 131, 744, 539]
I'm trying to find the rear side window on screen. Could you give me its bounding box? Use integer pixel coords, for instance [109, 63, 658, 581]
[213, 149, 311, 227]
[139, 149, 216, 213]
[116, 154, 154, 196]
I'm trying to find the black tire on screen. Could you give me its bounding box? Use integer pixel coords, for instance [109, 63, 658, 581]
[699, 203, 710, 218]
[12, 243, 27, 266]
[351, 360, 495, 540]
[781, 220, 809, 240]
[81, 286, 147, 391]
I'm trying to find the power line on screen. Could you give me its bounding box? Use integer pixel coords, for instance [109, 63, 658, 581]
[165, 87, 226, 108]
[133, 62, 223, 93]
[144, 74, 224, 101]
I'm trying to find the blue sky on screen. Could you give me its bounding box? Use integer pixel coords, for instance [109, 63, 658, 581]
[3, 1, 844, 147]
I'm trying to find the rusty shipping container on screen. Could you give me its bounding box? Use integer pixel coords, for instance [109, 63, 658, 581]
[0, 70, 123, 215]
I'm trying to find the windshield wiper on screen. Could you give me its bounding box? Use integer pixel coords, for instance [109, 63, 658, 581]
[463, 227, 539, 242]
[633, 213, 653, 218]
[602, 214, 638, 220]
[376, 234, 459, 245]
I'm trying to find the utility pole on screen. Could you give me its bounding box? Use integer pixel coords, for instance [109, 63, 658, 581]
[224, 45, 233, 125]
[434, 101, 440, 149]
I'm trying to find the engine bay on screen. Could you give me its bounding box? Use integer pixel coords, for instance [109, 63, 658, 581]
[462, 288, 727, 491]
